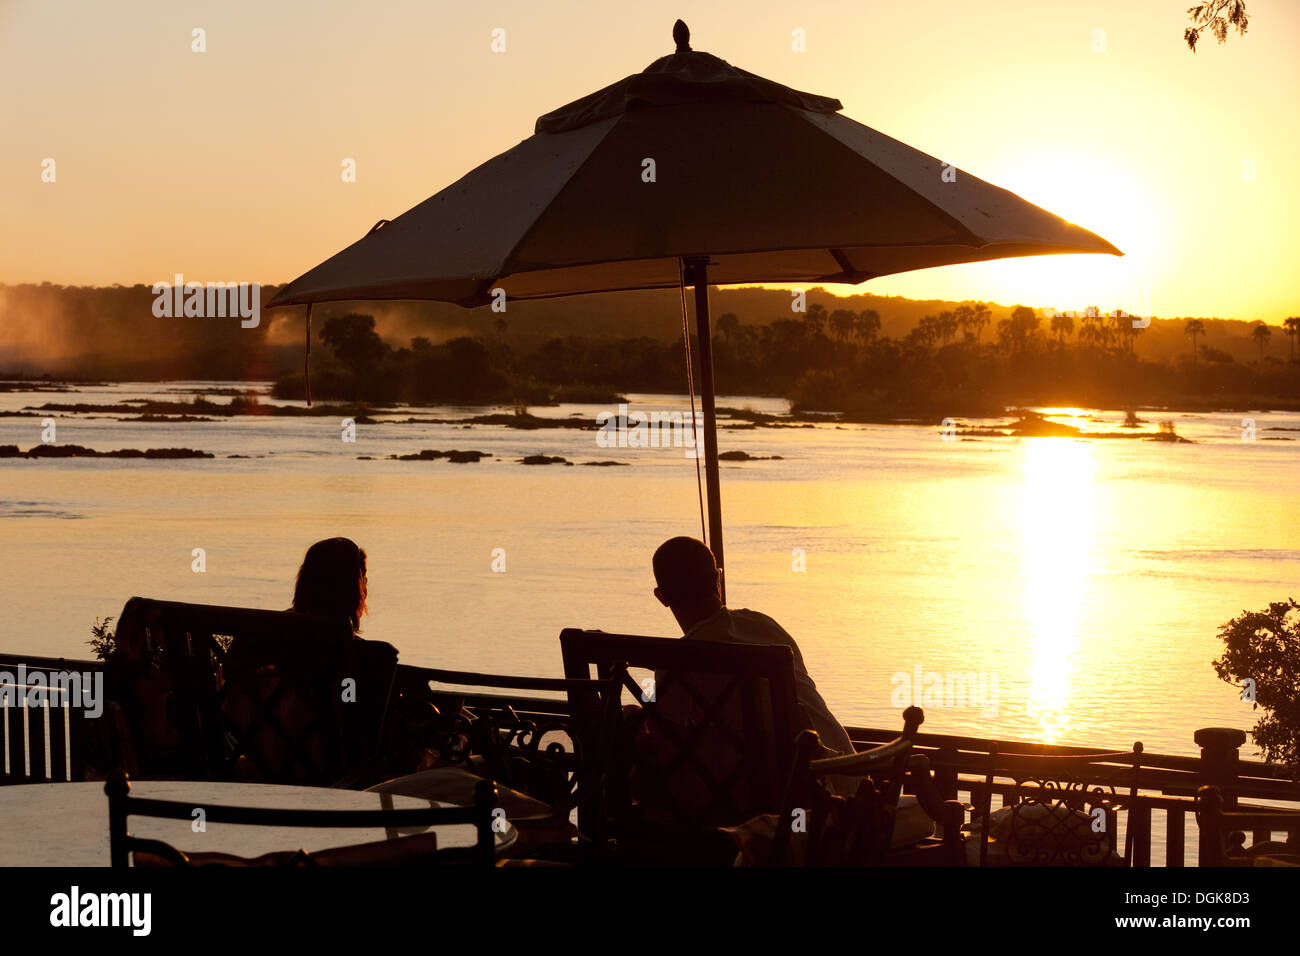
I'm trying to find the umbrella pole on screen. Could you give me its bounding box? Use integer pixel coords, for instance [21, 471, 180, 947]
[686, 256, 725, 602]
[304, 303, 313, 407]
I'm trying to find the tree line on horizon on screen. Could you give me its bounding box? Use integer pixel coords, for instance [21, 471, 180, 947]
[2, 283, 1295, 415]
[281, 304, 1300, 417]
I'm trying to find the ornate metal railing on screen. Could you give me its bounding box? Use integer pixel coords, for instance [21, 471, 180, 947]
[383, 673, 1300, 866]
[4, 652, 1298, 865]
[846, 724, 1300, 866]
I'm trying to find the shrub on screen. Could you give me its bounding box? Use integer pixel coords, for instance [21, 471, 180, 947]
[1213, 598, 1300, 778]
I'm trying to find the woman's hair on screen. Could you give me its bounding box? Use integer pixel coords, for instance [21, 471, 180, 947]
[292, 537, 368, 632]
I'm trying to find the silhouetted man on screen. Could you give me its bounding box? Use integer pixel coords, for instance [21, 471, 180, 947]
[651, 535, 855, 758]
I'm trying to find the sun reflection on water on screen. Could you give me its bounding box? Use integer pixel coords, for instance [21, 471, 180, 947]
[1020, 438, 1096, 743]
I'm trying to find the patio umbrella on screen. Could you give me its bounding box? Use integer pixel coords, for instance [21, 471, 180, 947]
[267, 20, 1120, 599]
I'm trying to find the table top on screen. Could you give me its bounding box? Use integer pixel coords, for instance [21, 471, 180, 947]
[0, 780, 515, 867]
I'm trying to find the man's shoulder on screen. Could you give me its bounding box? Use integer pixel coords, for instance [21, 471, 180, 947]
[729, 607, 786, 628]
[728, 608, 795, 641]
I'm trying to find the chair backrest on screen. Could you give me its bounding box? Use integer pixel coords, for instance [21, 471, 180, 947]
[389, 665, 623, 815]
[105, 772, 497, 867]
[1195, 785, 1300, 866]
[560, 628, 801, 837]
[974, 743, 1144, 866]
[0, 654, 94, 784]
[770, 707, 924, 865]
[113, 597, 397, 786]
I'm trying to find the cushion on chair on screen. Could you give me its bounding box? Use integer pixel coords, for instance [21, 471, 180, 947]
[724, 795, 937, 866]
[968, 803, 1123, 866]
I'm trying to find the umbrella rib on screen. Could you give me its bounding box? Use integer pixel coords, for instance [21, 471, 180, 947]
[493, 119, 620, 281]
[827, 249, 876, 283]
[791, 111, 987, 249]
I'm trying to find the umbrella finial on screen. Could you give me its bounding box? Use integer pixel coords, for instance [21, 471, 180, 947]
[673, 19, 691, 53]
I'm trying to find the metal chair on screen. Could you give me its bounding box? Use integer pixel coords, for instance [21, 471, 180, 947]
[560, 629, 801, 863]
[113, 597, 397, 787]
[769, 706, 963, 865]
[382, 665, 623, 860]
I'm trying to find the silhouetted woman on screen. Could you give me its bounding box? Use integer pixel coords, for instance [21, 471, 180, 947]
[222, 537, 372, 782]
[291, 536, 368, 634]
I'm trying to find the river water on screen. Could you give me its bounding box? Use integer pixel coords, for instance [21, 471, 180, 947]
[3, 381, 1297, 759]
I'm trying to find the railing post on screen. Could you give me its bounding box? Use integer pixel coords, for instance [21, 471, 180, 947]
[935, 746, 959, 801]
[1128, 803, 1151, 867]
[1194, 727, 1246, 865]
[1166, 810, 1185, 867]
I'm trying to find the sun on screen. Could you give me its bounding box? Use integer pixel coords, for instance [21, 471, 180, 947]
[975, 152, 1164, 316]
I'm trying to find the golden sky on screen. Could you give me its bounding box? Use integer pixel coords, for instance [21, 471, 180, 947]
[3, 0, 1297, 321]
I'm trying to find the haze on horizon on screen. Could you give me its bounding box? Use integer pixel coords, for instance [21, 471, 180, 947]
[2, 0, 1298, 323]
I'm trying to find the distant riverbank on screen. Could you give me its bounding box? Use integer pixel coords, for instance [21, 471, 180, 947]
[6, 379, 1300, 436]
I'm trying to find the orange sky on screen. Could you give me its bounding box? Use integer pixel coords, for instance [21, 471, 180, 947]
[2, 0, 1298, 321]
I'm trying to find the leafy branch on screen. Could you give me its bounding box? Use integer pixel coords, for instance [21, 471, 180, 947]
[1185, 1, 1250, 52]
[87, 616, 116, 662]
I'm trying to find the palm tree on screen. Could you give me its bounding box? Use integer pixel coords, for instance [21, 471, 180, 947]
[1129, 320, 1145, 353]
[909, 315, 948, 351]
[1283, 316, 1300, 362]
[916, 315, 940, 350]
[1078, 312, 1113, 352]
[829, 309, 856, 345]
[804, 303, 827, 338]
[1077, 317, 1100, 349]
[1185, 319, 1205, 365]
[953, 304, 973, 340]
[716, 312, 740, 343]
[1080, 307, 1113, 351]
[1251, 322, 1271, 362]
[854, 309, 881, 345]
[937, 310, 959, 347]
[1006, 306, 1039, 354]
[1050, 313, 1074, 349]
[1112, 313, 1138, 354]
[996, 318, 1014, 353]
[770, 318, 807, 356]
[970, 304, 991, 345]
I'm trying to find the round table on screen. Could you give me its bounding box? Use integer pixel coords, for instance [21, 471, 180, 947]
[0, 780, 516, 867]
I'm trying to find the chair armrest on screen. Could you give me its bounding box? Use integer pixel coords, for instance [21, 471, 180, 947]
[905, 754, 966, 865]
[905, 754, 963, 825]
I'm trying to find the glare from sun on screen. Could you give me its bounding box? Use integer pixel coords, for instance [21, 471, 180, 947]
[1020, 437, 1097, 743]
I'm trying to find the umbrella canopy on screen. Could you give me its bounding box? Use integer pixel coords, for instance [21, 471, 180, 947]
[268, 22, 1117, 309]
[268, 20, 1121, 596]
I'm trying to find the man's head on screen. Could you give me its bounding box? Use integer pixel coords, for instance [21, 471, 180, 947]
[652, 536, 721, 610]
